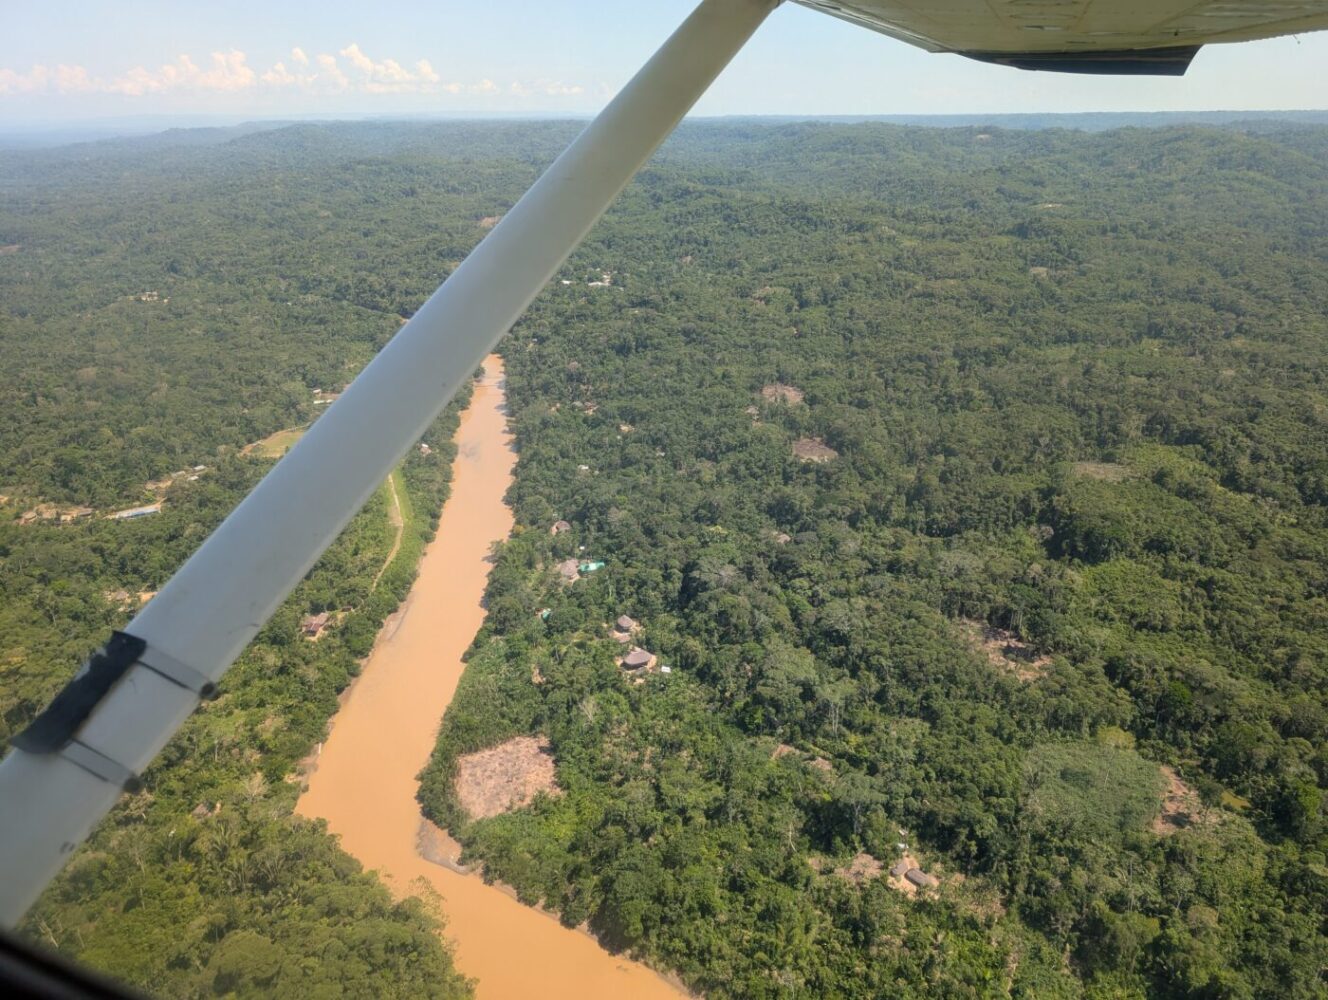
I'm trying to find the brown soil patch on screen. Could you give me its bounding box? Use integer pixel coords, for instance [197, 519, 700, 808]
[1028, 266, 1051, 278]
[962, 620, 1050, 682]
[793, 437, 837, 463]
[455, 735, 562, 821]
[760, 383, 804, 405]
[808, 755, 833, 775]
[834, 852, 883, 886]
[1153, 765, 1205, 835]
[478, 215, 502, 229]
[771, 743, 797, 760]
[0, 244, 20, 255]
[1072, 461, 1132, 482]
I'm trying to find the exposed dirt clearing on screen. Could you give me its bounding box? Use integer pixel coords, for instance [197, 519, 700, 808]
[477, 215, 502, 229]
[1153, 765, 1206, 835]
[1072, 461, 1132, 482]
[760, 383, 805, 405]
[455, 735, 563, 821]
[962, 620, 1050, 682]
[834, 852, 883, 886]
[0, 244, 20, 255]
[793, 437, 838, 463]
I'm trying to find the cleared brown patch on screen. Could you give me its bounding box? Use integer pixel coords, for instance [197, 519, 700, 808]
[760, 383, 805, 405]
[1072, 461, 1132, 482]
[793, 437, 838, 463]
[454, 735, 562, 821]
[1028, 266, 1051, 279]
[1153, 765, 1206, 835]
[834, 852, 883, 886]
[478, 215, 502, 229]
[0, 244, 21, 255]
[962, 620, 1050, 682]
[771, 743, 797, 760]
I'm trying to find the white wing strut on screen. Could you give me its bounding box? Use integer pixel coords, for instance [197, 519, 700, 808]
[0, 0, 780, 927]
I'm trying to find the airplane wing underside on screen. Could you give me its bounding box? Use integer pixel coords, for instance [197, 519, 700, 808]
[795, 0, 1328, 73]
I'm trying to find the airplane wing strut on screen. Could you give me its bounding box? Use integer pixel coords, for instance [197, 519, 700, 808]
[0, 0, 781, 927]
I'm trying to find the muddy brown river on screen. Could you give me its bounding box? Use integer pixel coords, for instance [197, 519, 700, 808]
[296, 356, 687, 999]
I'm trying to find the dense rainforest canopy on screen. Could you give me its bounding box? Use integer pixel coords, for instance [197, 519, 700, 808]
[2, 116, 1326, 997]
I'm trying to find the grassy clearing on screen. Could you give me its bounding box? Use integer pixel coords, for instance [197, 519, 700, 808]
[242, 426, 306, 458]
[1024, 742, 1164, 840]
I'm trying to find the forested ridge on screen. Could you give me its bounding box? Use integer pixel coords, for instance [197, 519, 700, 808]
[2, 118, 1326, 997]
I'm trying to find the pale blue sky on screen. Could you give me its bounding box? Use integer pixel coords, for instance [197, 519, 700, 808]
[2, 0, 1326, 123]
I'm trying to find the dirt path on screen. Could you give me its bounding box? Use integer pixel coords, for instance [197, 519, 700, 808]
[296, 356, 687, 1000]
[370, 471, 405, 592]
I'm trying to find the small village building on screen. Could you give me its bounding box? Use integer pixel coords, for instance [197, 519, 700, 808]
[610, 614, 639, 643]
[551, 519, 572, 535]
[889, 860, 910, 878]
[301, 612, 331, 639]
[905, 868, 939, 889]
[557, 558, 581, 584]
[621, 647, 657, 672]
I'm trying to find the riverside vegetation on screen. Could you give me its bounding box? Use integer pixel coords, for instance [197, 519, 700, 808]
[2, 117, 1327, 997]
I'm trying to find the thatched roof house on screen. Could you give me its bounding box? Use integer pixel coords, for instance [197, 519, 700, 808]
[621, 647, 656, 671]
[905, 868, 939, 889]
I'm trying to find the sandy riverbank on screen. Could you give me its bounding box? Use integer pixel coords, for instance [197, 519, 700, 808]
[295, 355, 688, 1000]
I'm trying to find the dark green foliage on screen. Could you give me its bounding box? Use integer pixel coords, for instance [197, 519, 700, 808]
[416, 120, 1326, 997]
[1, 129, 480, 997]
[5, 117, 1328, 998]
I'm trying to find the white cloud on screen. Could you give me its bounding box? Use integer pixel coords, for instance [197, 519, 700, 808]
[261, 61, 297, 87]
[315, 52, 349, 91]
[0, 45, 590, 103]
